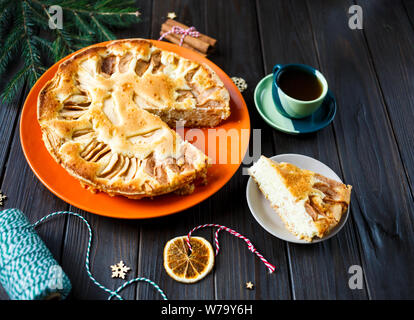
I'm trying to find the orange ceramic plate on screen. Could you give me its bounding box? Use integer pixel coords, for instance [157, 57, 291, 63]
[20, 40, 250, 219]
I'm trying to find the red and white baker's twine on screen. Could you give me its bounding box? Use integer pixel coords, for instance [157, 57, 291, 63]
[158, 26, 200, 46]
[186, 224, 276, 273]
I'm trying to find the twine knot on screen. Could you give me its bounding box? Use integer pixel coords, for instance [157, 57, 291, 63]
[186, 224, 276, 274]
[159, 26, 200, 46]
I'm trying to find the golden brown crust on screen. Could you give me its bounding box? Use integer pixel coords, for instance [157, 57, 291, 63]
[275, 161, 352, 241]
[272, 162, 314, 199]
[37, 39, 226, 198]
[254, 157, 352, 242]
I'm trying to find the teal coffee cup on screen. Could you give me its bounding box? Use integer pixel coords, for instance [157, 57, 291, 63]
[272, 64, 328, 119]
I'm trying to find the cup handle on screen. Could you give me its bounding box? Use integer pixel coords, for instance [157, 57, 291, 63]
[273, 64, 283, 75]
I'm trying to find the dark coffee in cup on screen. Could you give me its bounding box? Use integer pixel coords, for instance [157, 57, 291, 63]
[272, 64, 328, 119]
[277, 68, 323, 101]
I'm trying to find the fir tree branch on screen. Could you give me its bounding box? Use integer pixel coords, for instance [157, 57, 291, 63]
[0, 33, 24, 75]
[29, 0, 140, 17]
[21, 1, 40, 85]
[0, 65, 29, 102]
[24, 0, 47, 23]
[39, 3, 73, 56]
[0, 0, 141, 103]
[73, 11, 93, 36]
[32, 35, 54, 64]
[0, 2, 12, 25]
[0, 1, 15, 41]
[90, 15, 115, 41]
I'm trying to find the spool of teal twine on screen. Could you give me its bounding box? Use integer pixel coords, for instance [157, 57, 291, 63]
[0, 208, 71, 300]
[0, 209, 167, 300]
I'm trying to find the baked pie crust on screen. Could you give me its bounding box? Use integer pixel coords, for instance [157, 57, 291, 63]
[37, 39, 230, 198]
[249, 156, 352, 241]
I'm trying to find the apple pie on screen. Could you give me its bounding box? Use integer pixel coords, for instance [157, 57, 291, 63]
[248, 156, 352, 241]
[37, 39, 230, 198]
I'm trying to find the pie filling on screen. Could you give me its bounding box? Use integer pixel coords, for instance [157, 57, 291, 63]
[248, 156, 352, 241]
[38, 39, 230, 198]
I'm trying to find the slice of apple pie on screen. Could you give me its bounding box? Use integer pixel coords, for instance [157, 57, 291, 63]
[37, 39, 230, 199]
[248, 156, 352, 242]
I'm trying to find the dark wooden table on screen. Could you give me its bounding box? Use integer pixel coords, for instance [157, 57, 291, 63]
[1, 0, 414, 300]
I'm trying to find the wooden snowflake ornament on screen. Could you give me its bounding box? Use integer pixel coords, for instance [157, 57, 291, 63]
[110, 261, 131, 279]
[0, 191, 7, 206]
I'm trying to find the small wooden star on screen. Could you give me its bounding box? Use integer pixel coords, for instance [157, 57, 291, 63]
[246, 281, 254, 290]
[110, 261, 131, 279]
[0, 191, 7, 206]
[167, 12, 177, 20]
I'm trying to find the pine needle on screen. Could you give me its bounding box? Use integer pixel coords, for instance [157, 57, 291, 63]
[0, 0, 140, 103]
[0, 65, 30, 103]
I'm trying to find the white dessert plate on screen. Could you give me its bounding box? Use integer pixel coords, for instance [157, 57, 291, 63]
[246, 154, 350, 244]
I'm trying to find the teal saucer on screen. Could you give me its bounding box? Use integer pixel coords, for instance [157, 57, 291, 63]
[254, 74, 336, 134]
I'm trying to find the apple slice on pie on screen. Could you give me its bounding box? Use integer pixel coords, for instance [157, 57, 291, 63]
[37, 39, 230, 198]
[248, 156, 352, 242]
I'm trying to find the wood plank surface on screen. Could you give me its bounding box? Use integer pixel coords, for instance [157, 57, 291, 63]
[0, 97, 69, 300]
[61, 208, 140, 300]
[204, 0, 292, 300]
[0, 0, 413, 300]
[306, 0, 414, 299]
[136, 0, 216, 300]
[256, 0, 367, 299]
[358, 0, 414, 197]
[137, 0, 292, 300]
[58, 0, 153, 300]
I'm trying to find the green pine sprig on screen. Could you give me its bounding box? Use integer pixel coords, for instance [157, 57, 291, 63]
[0, 0, 140, 103]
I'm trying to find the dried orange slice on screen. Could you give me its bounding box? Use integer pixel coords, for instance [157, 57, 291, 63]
[163, 236, 214, 283]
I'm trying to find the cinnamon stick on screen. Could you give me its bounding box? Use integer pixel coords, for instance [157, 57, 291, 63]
[165, 19, 217, 47]
[159, 32, 207, 57]
[161, 24, 210, 53]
